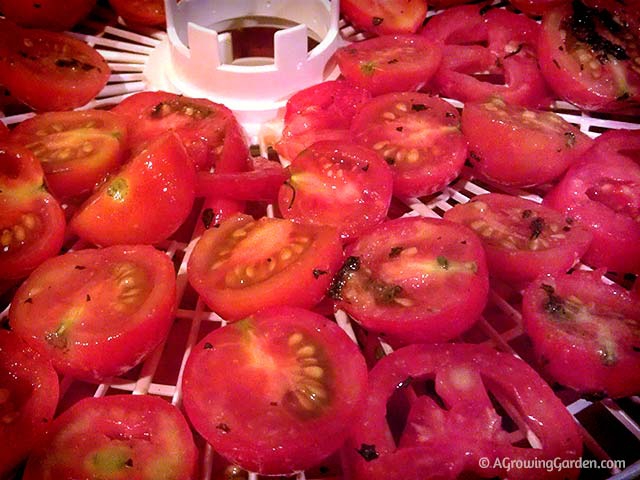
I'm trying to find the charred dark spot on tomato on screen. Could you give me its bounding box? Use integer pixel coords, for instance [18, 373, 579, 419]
[564, 131, 577, 148]
[529, 217, 546, 240]
[360, 61, 377, 76]
[396, 376, 413, 390]
[541, 284, 568, 318]
[385, 157, 396, 165]
[356, 443, 379, 462]
[411, 104, 428, 112]
[389, 246, 404, 258]
[368, 279, 403, 305]
[74, 265, 86, 270]
[202, 208, 215, 230]
[361, 163, 370, 172]
[18, 50, 38, 61]
[106, 178, 128, 202]
[282, 180, 297, 209]
[522, 209, 533, 219]
[124, 459, 133, 468]
[54, 58, 97, 71]
[204, 342, 213, 350]
[437, 255, 449, 270]
[387, 58, 399, 65]
[313, 269, 328, 279]
[24, 297, 33, 304]
[396, 126, 404, 132]
[86, 294, 91, 302]
[617, 92, 631, 101]
[216, 422, 231, 434]
[328, 256, 360, 300]
[504, 44, 523, 59]
[372, 16, 384, 26]
[44, 324, 68, 350]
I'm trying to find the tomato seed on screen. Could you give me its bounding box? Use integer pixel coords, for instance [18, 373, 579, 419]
[303, 367, 324, 381]
[288, 333, 303, 346]
[297, 345, 315, 357]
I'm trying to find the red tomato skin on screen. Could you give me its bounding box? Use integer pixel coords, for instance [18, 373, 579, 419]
[0, 330, 59, 477]
[71, 133, 196, 246]
[510, 0, 569, 16]
[523, 270, 640, 398]
[343, 344, 583, 480]
[10, 245, 177, 382]
[351, 92, 467, 198]
[335, 35, 442, 96]
[340, 0, 428, 35]
[0, 122, 9, 140]
[462, 98, 593, 187]
[109, 0, 165, 26]
[0, 0, 96, 30]
[23, 395, 197, 480]
[444, 194, 593, 284]
[182, 306, 368, 475]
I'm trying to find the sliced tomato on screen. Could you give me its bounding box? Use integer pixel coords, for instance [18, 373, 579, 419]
[351, 92, 467, 198]
[537, 1, 640, 111]
[278, 141, 393, 241]
[462, 97, 593, 187]
[332, 217, 489, 345]
[589, 128, 640, 161]
[0, 0, 96, 30]
[11, 110, 128, 200]
[444, 193, 592, 285]
[71, 133, 196, 246]
[23, 394, 196, 480]
[112, 91, 249, 172]
[0, 144, 65, 280]
[523, 270, 640, 398]
[335, 35, 442, 96]
[188, 213, 343, 320]
[182, 306, 367, 475]
[340, 0, 428, 35]
[108, 0, 165, 26]
[0, 24, 109, 111]
[193, 196, 245, 238]
[343, 343, 583, 479]
[0, 329, 59, 477]
[544, 143, 640, 273]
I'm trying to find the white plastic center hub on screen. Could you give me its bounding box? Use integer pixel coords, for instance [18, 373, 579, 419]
[144, 0, 342, 134]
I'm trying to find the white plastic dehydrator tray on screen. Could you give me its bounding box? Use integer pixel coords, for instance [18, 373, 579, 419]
[1, 1, 640, 479]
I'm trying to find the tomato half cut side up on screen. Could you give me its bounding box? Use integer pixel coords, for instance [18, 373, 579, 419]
[9, 245, 177, 382]
[462, 97, 593, 187]
[537, 1, 640, 111]
[444, 193, 592, 285]
[182, 306, 368, 475]
[23, 394, 197, 480]
[343, 343, 583, 480]
[0, 23, 110, 112]
[0, 329, 59, 477]
[335, 35, 442, 96]
[340, 0, 427, 35]
[278, 141, 393, 241]
[523, 270, 640, 398]
[0, 144, 65, 281]
[351, 92, 467, 198]
[332, 216, 489, 345]
[187, 214, 343, 320]
[11, 110, 128, 200]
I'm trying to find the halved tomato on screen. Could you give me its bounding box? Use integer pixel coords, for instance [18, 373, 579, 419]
[351, 92, 467, 198]
[343, 343, 583, 479]
[0, 23, 110, 111]
[11, 110, 128, 200]
[0, 329, 59, 477]
[9, 245, 177, 382]
[0, 0, 96, 30]
[444, 193, 592, 285]
[332, 216, 489, 345]
[523, 269, 640, 398]
[340, 0, 428, 35]
[23, 394, 196, 480]
[182, 306, 367, 475]
[71, 133, 196, 246]
[187, 214, 343, 320]
[108, 0, 165, 26]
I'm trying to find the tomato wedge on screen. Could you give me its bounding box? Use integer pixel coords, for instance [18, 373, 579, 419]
[188, 214, 343, 320]
[340, 0, 428, 35]
[10, 245, 177, 382]
[23, 395, 197, 480]
[182, 306, 367, 475]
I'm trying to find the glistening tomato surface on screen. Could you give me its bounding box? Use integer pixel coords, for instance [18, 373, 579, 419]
[0, 330, 59, 477]
[188, 214, 343, 320]
[0, 0, 96, 30]
[343, 344, 583, 480]
[182, 306, 368, 475]
[444, 194, 592, 285]
[23, 395, 197, 480]
[71, 133, 196, 246]
[340, 0, 427, 35]
[11, 110, 128, 200]
[332, 217, 489, 345]
[10, 245, 177, 382]
[462, 97, 593, 187]
[523, 270, 640, 398]
[351, 92, 467, 198]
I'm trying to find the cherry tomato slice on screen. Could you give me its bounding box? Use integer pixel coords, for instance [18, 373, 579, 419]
[10, 245, 177, 382]
[340, 0, 428, 35]
[523, 269, 640, 398]
[182, 306, 367, 475]
[11, 110, 128, 200]
[278, 141, 393, 241]
[0, 0, 96, 30]
[23, 394, 196, 480]
[444, 193, 592, 284]
[188, 213, 343, 320]
[108, 0, 165, 26]
[0, 330, 59, 477]
[335, 35, 442, 96]
[0, 23, 110, 111]
[351, 92, 467, 198]
[343, 344, 583, 480]
[332, 216, 489, 345]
